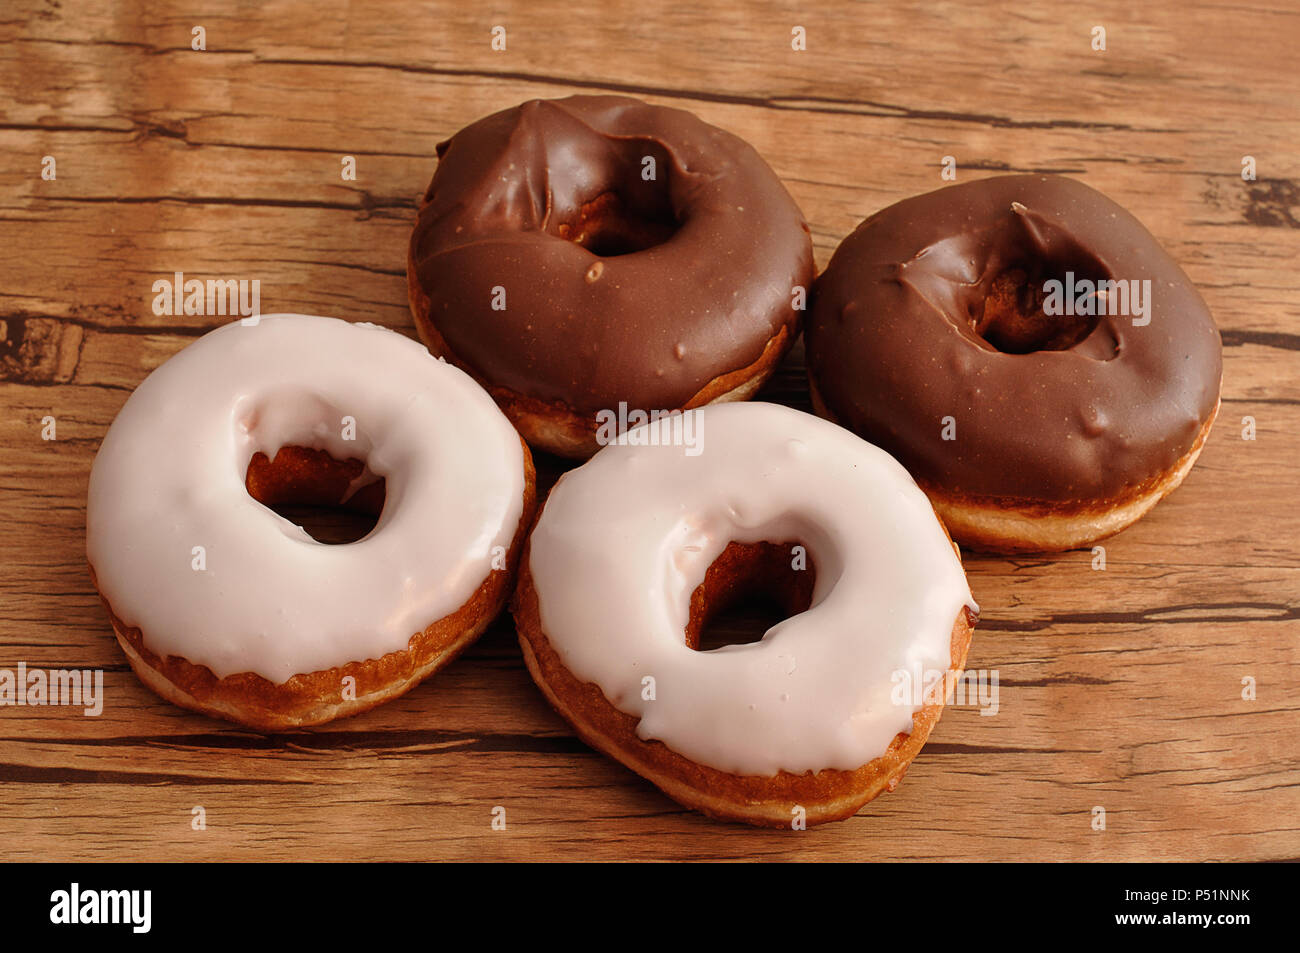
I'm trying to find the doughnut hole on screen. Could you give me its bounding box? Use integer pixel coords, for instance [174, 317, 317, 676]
[687, 540, 816, 652]
[244, 446, 385, 544]
[972, 260, 1107, 354]
[556, 191, 678, 257]
[551, 141, 680, 257]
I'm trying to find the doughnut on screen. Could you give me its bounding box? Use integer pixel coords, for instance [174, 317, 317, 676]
[807, 175, 1223, 553]
[86, 314, 536, 730]
[407, 95, 815, 458]
[511, 402, 978, 827]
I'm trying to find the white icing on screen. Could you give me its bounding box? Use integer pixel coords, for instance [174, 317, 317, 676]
[528, 402, 977, 777]
[86, 314, 527, 683]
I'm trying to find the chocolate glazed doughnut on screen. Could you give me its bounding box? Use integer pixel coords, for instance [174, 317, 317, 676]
[807, 175, 1223, 553]
[408, 95, 815, 458]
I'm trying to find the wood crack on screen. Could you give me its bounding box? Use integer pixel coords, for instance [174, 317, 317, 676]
[979, 601, 1299, 633]
[253, 58, 1177, 133]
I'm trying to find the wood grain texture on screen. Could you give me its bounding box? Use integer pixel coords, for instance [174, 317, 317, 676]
[2, 0, 1297, 861]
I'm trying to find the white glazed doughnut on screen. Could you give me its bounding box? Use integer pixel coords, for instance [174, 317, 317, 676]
[87, 314, 536, 730]
[512, 401, 978, 827]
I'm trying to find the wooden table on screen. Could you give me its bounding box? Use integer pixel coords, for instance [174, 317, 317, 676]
[3, 0, 1297, 862]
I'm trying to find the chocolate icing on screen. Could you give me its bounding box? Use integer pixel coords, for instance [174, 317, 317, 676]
[807, 175, 1222, 503]
[409, 95, 814, 414]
